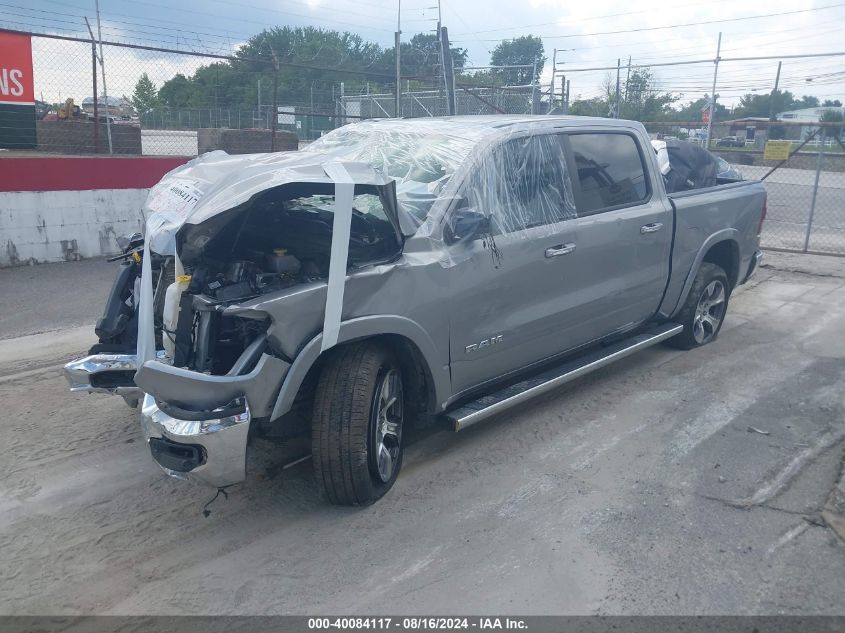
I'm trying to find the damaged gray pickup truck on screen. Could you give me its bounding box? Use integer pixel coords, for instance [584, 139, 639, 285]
[65, 116, 766, 505]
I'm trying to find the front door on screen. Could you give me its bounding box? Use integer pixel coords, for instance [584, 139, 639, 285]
[448, 133, 581, 395]
[447, 130, 671, 397]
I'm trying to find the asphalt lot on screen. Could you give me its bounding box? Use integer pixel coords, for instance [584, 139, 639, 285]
[0, 251, 844, 615]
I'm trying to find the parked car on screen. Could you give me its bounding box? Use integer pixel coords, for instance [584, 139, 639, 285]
[715, 155, 743, 181]
[717, 136, 745, 148]
[65, 116, 766, 505]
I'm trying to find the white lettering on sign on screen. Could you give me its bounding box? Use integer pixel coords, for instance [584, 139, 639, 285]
[0, 69, 25, 97]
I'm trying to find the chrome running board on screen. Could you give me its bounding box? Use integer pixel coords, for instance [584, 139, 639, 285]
[444, 323, 683, 431]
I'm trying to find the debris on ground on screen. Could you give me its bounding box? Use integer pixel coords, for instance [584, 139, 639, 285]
[747, 426, 771, 436]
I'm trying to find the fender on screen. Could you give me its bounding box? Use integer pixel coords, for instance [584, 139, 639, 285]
[662, 229, 739, 319]
[270, 314, 451, 420]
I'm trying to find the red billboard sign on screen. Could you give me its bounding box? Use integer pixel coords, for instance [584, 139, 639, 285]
[0, 32, 34, 105]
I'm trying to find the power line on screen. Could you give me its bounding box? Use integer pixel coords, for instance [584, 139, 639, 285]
[550, 24, 845, 68]
[0, 26, 421, 79]
[33, 0, 399, 37]
[452, 0, 735, 36]
[462, 3, 845, 42]
[552, 50, 845, 73]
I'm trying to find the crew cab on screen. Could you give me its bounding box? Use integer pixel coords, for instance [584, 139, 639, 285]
[65, 116, 766, 505]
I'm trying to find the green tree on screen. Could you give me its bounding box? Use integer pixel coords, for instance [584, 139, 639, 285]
[387, 32, 468, 78]
[820, 108, 844, 140]
[490, 35, 545, 84]
[732, 90, 830, 119]
[131, 72, 159, 114]
[152, 26, 465, 116]
[794, 95, 820, 109]
[158, 73, 193, 108]
[822, 99, 842, 107]
[619, 68, 676, 121]
[671, 95, 728, 123]
[568, 97, 609, 117]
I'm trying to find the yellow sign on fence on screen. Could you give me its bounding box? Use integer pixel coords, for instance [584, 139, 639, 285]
[763, 140, 792, 161]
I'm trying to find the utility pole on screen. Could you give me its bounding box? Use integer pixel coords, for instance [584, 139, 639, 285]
[560, 74, 566, 113]
[768, 61, 782, 121]
[565, 79, 570, 113]
[705, 32, 722, 150]
[549, 48, 557, 109]
[615, 58, 621, 119]
[270, 49, 279, 151]
[84, 18, 99, 153]
[437, 0, 446, 108]
[441, 26, 456, 115]
[94, 0, 112, 154]
[620, 56, 631, 118]
[395, 0, 401, 117]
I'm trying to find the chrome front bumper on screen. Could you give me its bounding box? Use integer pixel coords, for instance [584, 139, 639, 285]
[140, 394, 251, 488]
[64, 353, 143, 407]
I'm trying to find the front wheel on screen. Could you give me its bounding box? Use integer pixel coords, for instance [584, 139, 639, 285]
[667, 262, 730, 350]
[312, 342, 405, 505]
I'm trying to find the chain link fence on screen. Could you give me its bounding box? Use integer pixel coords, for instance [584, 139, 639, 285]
[6, 30, 845, 255]
[729, 136, 845, 256]
[643, 121, 845, 255]
[8, 31, 539, 158]
[339, 84, 538, 119]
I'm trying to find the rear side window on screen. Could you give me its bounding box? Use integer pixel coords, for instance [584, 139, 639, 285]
[568, 133, 649, 214]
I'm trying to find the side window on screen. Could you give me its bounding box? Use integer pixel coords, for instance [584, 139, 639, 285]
[462, 134, 577, 234]
[568, 133, 649, 215]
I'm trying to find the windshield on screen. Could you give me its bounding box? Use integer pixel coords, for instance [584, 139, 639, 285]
[304, 124, 479, 220]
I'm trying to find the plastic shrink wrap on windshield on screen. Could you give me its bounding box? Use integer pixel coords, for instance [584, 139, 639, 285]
[136, 118, 578, 362]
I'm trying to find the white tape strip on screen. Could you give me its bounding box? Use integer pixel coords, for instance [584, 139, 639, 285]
[321, 162, 355, 352]
[136, 218, 157, 368]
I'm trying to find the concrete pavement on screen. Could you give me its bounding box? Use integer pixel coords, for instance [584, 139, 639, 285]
[0, 252, 843, 615]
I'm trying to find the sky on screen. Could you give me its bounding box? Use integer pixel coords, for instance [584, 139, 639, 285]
[6, 0, 845, 110]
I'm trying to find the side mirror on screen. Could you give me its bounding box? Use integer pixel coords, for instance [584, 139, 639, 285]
[446, 208, 491, 244]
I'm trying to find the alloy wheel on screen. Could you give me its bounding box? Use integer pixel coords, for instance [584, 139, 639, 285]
[692, 280, 726, 344]
[370, 368, 403, 483]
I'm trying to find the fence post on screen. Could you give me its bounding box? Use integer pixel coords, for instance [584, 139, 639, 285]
[804, 127, 826, 253]
[90, 37, 99, 152]
[84, 18, 99, 153]
[271, 54, 279, 151]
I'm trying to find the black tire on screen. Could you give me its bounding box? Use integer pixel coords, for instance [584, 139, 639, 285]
[667, 262, 730, 350]
[312, 342, 405, 506]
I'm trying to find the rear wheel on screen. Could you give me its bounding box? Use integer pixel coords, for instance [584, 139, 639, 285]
[312, 342, 405, 505]
[668, 262, 729, 350]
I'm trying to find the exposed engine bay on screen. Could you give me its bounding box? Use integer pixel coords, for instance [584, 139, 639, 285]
[162, 182, 402, 377]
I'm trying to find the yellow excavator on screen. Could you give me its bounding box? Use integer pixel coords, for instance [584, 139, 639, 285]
[56, 98, 83, 120]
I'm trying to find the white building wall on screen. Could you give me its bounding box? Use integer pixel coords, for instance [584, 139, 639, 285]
[0, 188, 148, 267]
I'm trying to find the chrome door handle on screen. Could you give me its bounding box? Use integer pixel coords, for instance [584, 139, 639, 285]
[640, 222, 664, 234]
[545, 243, 576, 258]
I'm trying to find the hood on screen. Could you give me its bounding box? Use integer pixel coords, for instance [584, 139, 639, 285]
[142, 150, 415, 256]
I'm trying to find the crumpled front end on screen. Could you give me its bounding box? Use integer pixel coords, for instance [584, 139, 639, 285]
[140, 393, 251, 488]
[129, 158, 406, 488]
[64, 353, 141, 405]
[135, 340, 290, 487]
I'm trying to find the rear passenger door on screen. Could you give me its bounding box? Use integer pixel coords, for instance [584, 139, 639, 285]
[556, 130, 672, 344]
